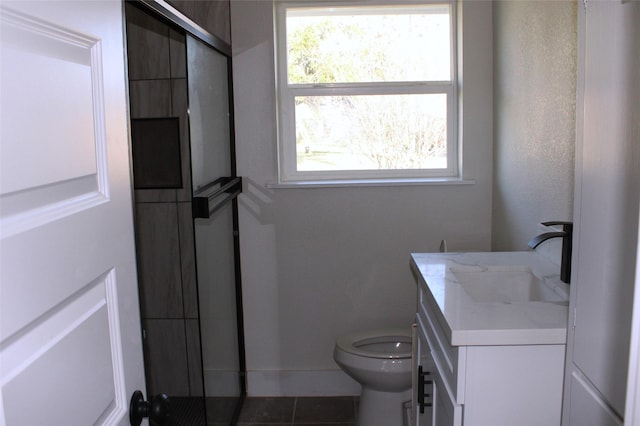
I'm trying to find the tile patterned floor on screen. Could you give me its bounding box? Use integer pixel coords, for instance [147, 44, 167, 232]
[234, 396, 358, 426]
[168, 395, 358, 425]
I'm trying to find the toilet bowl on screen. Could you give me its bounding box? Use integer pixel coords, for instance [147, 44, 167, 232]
[333, 328, 412, 426]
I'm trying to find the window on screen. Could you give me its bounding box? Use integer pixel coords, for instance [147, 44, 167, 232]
[275, 1, 457, 183]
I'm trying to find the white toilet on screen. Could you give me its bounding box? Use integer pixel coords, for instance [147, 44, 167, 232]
[333, 328, 413, 426]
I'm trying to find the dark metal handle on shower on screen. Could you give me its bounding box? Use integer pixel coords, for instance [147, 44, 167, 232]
[192, 176, 242, 219]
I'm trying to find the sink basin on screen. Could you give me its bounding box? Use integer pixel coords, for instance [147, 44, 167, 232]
[450, 266, 567, 303]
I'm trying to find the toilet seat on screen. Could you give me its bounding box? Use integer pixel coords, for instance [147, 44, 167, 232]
[335, 328, 411, 359]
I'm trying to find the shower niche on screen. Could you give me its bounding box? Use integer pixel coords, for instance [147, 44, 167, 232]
[125, 2, 245, 424]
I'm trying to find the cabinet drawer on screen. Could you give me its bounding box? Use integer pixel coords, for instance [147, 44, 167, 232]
[418, 288, 466, 403]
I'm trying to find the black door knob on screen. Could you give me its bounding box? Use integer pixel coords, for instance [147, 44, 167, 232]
[129, 390, 171, 426]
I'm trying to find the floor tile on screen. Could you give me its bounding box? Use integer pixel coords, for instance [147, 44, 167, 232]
[236, 424, 289, 426]
[235, 423, 289, 426]
[238, 397, 295, 423]
[294, 424, 356, 426]
[293, 397, 356, 424]
[163, 397, 205, 425]
[206, 396, 241, 423]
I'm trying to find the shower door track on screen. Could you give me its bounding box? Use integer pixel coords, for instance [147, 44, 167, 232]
[134, 0, 231, 55]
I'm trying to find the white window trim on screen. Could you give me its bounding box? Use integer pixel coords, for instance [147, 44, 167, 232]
[274, 0, 459, 185]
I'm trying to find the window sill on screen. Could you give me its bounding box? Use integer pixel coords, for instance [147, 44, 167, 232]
[266, 177, 476, 189]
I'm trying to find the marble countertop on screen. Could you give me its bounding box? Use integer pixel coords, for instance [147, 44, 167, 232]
[411, 251, 570, 346]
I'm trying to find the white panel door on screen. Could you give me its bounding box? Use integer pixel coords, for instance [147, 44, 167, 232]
[564, 0, 640, 424]
[0, 1, 146, 425]
[568, 370, 622, 426]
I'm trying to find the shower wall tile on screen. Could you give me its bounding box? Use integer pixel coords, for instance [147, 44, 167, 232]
[178, 202, 198, 318]
[210, 0, 231, 44]
[143, 319, 190, 396]
[129, 79, 173, 119]
[169, 29, 187, 78]
[134, 189, 177, 204]
[129, 75, 176, 205]
[172, 78, 192, 201]
[186, 319, 204, 396]
[125, 3, 171, 80]
[135, 203, 184, 319]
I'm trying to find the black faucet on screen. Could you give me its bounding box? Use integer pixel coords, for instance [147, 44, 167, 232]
[527, 221, 573, 284]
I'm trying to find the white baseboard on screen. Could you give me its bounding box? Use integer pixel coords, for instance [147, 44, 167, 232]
[246, 369, 361, 397]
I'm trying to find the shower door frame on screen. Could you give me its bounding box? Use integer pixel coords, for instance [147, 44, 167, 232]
[128, 0, 246, 423]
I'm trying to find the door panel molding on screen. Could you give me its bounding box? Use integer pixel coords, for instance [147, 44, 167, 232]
[0, 6, 109, 239]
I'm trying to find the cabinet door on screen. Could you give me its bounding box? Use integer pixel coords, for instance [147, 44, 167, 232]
[415, 320, 463, 426]
[432, 354, 463, 426]
[414, 323, 434, 426]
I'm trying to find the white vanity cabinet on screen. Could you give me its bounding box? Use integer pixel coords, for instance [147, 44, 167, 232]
[410, 252, 569, 426]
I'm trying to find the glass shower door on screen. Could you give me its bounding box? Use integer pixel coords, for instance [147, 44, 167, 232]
[187, 34, 245, 424]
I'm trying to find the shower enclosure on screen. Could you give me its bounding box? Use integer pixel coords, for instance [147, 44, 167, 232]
[125, 1, 245, 424]
[187, 29, 246, 424]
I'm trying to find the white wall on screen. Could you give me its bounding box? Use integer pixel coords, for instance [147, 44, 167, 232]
[492, 1, 577, 251]
[230, 0, 493, 396]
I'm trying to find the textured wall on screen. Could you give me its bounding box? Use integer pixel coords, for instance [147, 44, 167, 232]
[492, 1, 577, 251]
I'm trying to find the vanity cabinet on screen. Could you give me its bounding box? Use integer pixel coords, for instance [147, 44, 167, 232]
[410, 252, 568, 426]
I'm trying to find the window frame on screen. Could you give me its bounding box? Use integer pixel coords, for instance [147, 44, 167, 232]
[274, 0, 459, 184]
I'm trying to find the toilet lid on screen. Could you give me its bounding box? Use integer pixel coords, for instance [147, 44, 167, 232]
[336, 328, 412, 359]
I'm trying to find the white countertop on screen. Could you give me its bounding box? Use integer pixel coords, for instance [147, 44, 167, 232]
[411, 251, 570, 346]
